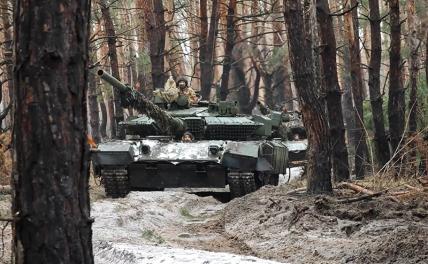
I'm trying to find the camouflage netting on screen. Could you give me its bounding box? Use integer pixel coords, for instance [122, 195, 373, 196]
[120, 88, 185, 135]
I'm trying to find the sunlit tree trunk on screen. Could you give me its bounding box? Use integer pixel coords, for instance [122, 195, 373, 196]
[143, 0, 166, 89]
[406, 0, 419, 154]
[188, 0, 201, 89]
[220, 0, 237, 100]
[164, 0, 186, 79]
[344, 0, 367, 179]
[99, 0, 124, 138]
[200, 0, 219, 100]
[1, 0, 13, 127]
[272, 0, 293, 110]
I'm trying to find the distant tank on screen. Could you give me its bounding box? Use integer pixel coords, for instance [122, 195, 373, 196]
[91, 69, 307, 198]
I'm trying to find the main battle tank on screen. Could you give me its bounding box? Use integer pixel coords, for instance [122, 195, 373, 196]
[91, 70, 307, 198]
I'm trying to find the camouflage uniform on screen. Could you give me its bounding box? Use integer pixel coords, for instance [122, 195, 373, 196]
[179, 87, 198, 105]
[176, 76, 198, 105]
[153, 76, 179, 103]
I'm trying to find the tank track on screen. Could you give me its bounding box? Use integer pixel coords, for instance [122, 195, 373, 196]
[228, 172, 257, 199]
[101, 168, 130, 198]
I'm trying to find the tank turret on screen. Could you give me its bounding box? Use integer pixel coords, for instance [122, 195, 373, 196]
[95, 69, 185, 135]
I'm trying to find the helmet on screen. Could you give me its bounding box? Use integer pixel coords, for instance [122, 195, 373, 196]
[176, 76, 188, 87]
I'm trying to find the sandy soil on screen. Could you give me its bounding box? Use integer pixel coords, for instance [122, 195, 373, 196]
[0, 170, 427, 263]
[223, 185, 428, 264]
[91, 177, 428, 264]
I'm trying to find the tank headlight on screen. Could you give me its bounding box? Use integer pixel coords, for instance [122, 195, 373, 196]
[209, 145, 221, 155]
[141, 145, 150, 154]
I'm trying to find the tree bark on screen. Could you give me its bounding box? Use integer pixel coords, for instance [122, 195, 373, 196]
[143, 0, 166, 89]
[316, 0, 350, 182]
[344, 0, 367, 179]
[220, 0, 237, 100]
[200, 0, 220, 100]
[99, 0, 124, 138]
[13, 0, 93, 263]
[164, 0, 186, 79]
[284, 0, 332, 194]
[99, 95, 108, 139]
[272, 0, 293, 110]
[388, 0, 405, 170]
[88, 53, 101, 143]
[1, 0, 13, 127]
[368, 0, 390, 167]
[187, 0, 201, 90]
[406, 0, 419, 137]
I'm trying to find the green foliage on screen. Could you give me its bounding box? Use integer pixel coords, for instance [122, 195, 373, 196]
[141, 229, 165, 244]
[265, 46, 288, 74]
[179, 207, 195, 218]
[416, 73, 428, 129]
[363, 96, 389, 133]
[364, 73, 428, 134]
[136, 50, 152, 75]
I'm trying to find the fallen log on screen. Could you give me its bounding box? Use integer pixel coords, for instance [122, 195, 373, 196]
[337, 191, 384, 204]
[286, 187, 306, 195]
[404, 184, 423, 192]
[336, 182, 375, 195]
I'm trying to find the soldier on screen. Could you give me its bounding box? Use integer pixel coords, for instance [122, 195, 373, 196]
[153, 75, 179, 103]
[176, 76, 198, 105]
[181, 131, 194, 142]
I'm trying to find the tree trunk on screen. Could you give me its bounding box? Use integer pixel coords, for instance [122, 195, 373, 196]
[99, 95, 108, 139]
[187, 0, 201, 90]
[135, 0, 152, 95]
[200, 0, 219, 100]
[143, 0, 166, 89]
[13, 0, 93, 263]
[335, 7, 356, 172]
[303, 0, 322, 99]
[220, 0, 237, 100]
[164, 0, 186, 79]
[284, 0, 332, 194]
[388, 0, 405, 166]
[344, 0, 367, 179]
[368, 0, 390, 167]
[88, 53, 101, 143]
[406, 0, 419, 139]
[272, 0, 293, 110]
[99, 0, 124, 138]
[316, 0, 350, 182]
[1, 0, 13, 127]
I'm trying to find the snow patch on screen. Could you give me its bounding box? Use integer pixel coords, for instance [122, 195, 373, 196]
[94, 241, 287, 264]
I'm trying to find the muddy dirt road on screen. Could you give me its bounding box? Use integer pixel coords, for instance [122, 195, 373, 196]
[91, 178, 428, 264]
[0, 168, 427, 264]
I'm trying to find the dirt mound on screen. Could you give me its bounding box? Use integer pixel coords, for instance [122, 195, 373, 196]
[223, 185, 428, 264]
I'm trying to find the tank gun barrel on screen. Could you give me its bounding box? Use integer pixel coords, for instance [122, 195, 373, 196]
[96, 69, 128, 91]
[95, 69, 185, 135]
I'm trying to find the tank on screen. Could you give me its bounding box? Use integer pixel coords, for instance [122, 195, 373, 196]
[91, 69, 307, 198]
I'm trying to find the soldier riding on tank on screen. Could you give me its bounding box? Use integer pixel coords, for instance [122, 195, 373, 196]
[91, 68, 308, 199]
[176, 76, 198, 105]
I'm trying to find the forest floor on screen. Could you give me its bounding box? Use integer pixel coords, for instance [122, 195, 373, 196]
[0, 170, 427, 263]
[91, 171, 428, 264]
